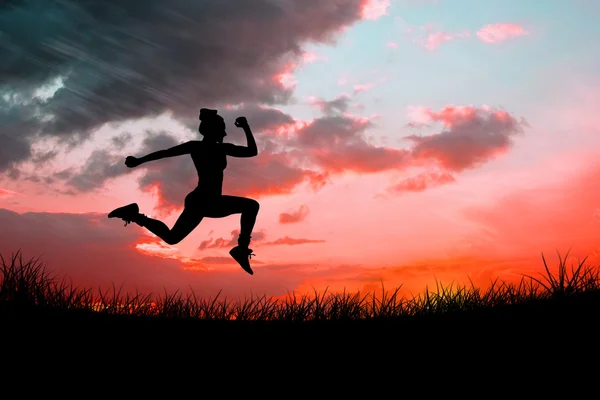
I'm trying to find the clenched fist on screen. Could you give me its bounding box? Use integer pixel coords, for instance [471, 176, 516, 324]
[125, 156, 141, 168]
[234, 116, 249, 128]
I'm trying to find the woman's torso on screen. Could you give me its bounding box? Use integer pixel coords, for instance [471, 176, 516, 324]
[190, 141, 227, 196]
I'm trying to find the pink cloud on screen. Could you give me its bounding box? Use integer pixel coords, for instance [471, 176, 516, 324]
[403, 23, 471, 50]
[423, 31, 453, 50]
[361, 0, 390, 21]
[272, 61, 298, 90]
[354, 83, 375, 93]
[279, 204, 310, 224]
[301, 51, 328, 64]
[476, 23, 527, 44]
[386, 41, 398, 49]
[422, 29, 470, 50]
[388, 171, 456, 193]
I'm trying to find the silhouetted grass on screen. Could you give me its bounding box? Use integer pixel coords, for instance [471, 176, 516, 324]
[1, 248, 598, 322]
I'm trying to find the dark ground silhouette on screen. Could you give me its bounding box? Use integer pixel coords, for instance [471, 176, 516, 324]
[108, 108, 259, 274]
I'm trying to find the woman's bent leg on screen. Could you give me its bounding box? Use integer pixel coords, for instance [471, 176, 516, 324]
[204, 195, 260, 247]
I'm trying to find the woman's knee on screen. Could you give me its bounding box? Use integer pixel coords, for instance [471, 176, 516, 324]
[246, 198, 260, 213]
[164, 231, 186, 245]
[164, 235, 182, 246]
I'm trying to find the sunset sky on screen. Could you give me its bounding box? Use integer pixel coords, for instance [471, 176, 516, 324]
[1, 0, 599, 299]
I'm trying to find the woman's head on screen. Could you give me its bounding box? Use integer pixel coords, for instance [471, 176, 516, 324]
[199, 108, 227, 142]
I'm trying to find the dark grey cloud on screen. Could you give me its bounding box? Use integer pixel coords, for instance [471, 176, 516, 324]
[292, 114, 411, 173]
[296, 115, 371, 148]
[65, 149, 129, 191]
[405, 107, 527, 171]
[111, 132, 133, 150]
[58, 129, 191, 205]
[201, 105, 295, 136]
[312, 94, 352, 115]
[134, 132, 195, 213]
[0, 97, 38, 170]
[0, 0, 366, 172]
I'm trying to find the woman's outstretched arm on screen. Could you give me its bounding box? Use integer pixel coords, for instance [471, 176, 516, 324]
[125, 141, 196, 168]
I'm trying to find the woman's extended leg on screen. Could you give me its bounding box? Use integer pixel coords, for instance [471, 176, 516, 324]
[136, 208, 204, 245]
[108, 192, 205, 245]
[204, 195, 260, 248]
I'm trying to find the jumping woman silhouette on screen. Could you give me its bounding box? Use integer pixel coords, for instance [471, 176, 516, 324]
[108, 108, 260, 274]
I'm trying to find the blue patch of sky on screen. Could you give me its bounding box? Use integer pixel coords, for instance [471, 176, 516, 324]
[276, 0, 600, 146]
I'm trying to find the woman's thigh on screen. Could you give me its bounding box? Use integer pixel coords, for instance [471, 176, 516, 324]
[184, 190, 217, 209]
[203, 195, 256, 218]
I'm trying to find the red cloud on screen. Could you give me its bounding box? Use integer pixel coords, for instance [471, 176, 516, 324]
[263, 237, 326, 246]
[0, 188, 18, 198]
[388, 171, 456, 193]
[476, 23, 527, 44]
[194, 256, 263, 265]
[405, 105, 526, 171]
[279, 204, 310, 224]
